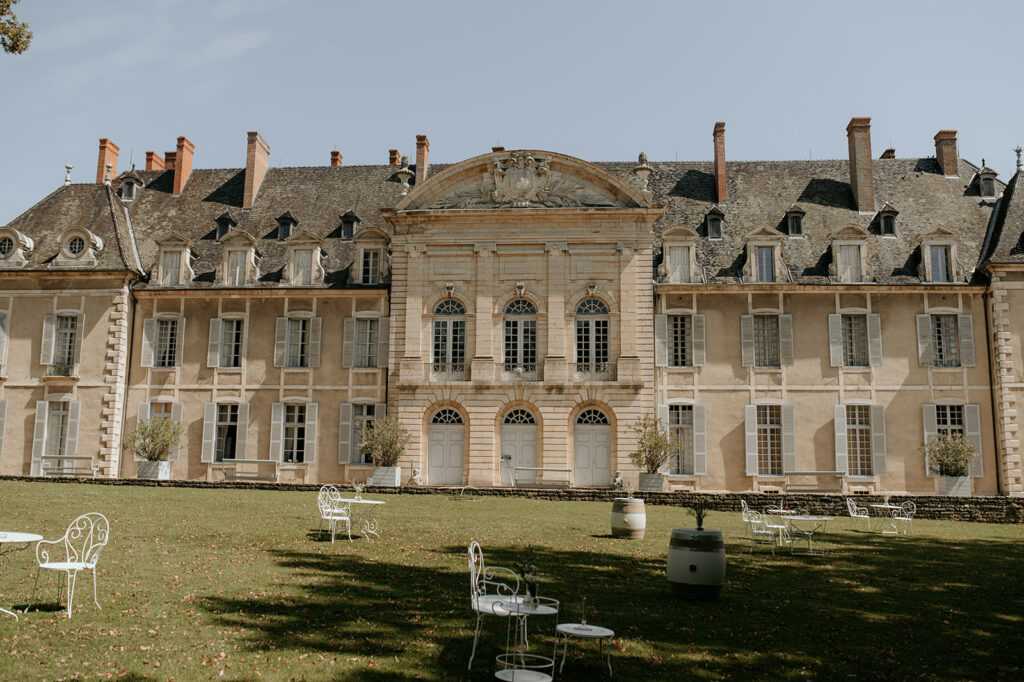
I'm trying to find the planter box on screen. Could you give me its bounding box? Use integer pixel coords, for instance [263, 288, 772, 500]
[936, 475, 972, 496]
[367, 466, 401, 488]
[137, 461, 171, 481]
[638, 473, 665, 492]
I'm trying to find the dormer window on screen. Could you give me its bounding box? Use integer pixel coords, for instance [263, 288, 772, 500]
[835, 243, 864, 283]
[0, 237, 14, 258]
[67, 236, 86, 257]
[978, 168, 998, 198]
[361, 248, 382, 284]
[929, 244, 953, 283]
[292, 248, 314, 285]
[754, 246, 776, 282]
[215, 212, 237, 241]
[160, 249, 183, 286]
[341, 212, 360, 240]
[227, 250, 248, 286]
[706, 211, 723, 240]
[878, 204, 899, 236]
[785, 207, 805, 237]
[53, 228, 102, 267]
[277, 212, 297, 241]
[0, 228, 33, 268]
[120, 181, 137, 202]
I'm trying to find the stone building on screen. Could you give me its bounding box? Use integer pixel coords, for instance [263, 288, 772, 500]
[0, 118, 1019, 496]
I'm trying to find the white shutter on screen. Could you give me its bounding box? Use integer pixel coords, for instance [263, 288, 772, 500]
[692, 314, 706, 367]
[779, 314, 794, 366]
[273, 318, 287, 368]
[0, 312, 8, 375]
[269, 402, 284, 462]
[833, 403, 848, 474]
[175, 318, 186, 366]
[40, 313, 56, 365]
[871, 404, 887, 476]
[31, 401, 48, 476]
[654, 314, 668, 368]
[207, 318, 222, 368]
[693, 403, 707, 476]
[922, 403, 938, 475]
[200, 402, 216, 463]
[965, 403, 983, 477]
[140, 319, 156, 368]
[308, 317, 323, 368]
[744, 405, 758, 476]
[65, 400, 81, 458]
[170, 401, 183, 460]
[828, 314, 843, 367]
[958, 314, 976, 368]
[72, 314, 83, 368]
[342, 319, 354, 368]
[916, 315, 933, 367]
[781, 402, 795, 473]
[740, 315, 754, 367]
[0, 400, 5, 460]
[235, 403, 249, 459]
[338, 402, 353, 464]
[305, 402, 318, 463]
[377, 318, 390, 368]
[867, 313, 883, 367]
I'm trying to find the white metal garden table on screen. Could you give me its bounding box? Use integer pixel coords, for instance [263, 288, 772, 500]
[557, 622, 615, 678]
[0, 531, 43, 620]
[336, 498, 385, 540]
[781, 515, 832, 555]
[870, 503, 902, 535]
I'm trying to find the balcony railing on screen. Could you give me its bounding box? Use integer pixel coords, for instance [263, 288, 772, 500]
[431, 362, 467, 381]
[46, 363, 75, 378]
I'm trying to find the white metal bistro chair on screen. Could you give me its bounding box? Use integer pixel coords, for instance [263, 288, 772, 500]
[467, 540, 521, 672]
[317, 485, 352, 543]
[745, 511, 790, 554]
[846, 497, 871, 527]
[32, 513, 110, 619]
[739, 499, 752, 523]
[893, 501, 916, 535]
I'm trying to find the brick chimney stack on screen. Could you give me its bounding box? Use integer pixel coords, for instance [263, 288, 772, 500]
[713, 121, 727, 203]
[934, 130, 959, 177]
[164, 151, 177, 171]
[172, 136, 195, 195]
[145, 151, 165, 172]
[846, 117, 875, 212]
[243, 131, 270, 209]
[330, 150, 342, 167]
[415, 134, 430, 184]
[96, 138, 119, 184]
[388, 149, 400, 166]
[492, 146, 506, 153]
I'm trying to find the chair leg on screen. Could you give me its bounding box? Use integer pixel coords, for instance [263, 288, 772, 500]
[66, 571, 77, 619]
[92, 568, 100, 609]
[468, 613, 484, 671]
[346, 518, 352, 542]
[29, 569, 40, 610]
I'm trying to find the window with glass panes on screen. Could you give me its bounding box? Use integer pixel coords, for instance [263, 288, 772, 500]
[668, 315, 691, 367]
[931, 314, 961, 368]
[930, 245, 953, 282]
[575, 298, 610, 374]
[756, 405, 783, 475]
[45, 401, 70, 458]
[755, 246, 776, 282]
[361, 249, 381, 284]
[842, 314, 869, 367]
[787, 213, 803, 236]
[936, 404, 965, 438]
[52, 314, 78, 374]
[220, 319, 244, 368]
[283, 404, 306, 463]
[754, 315, 780, 368]
[504, 299, 537, 373]
[881, 214, 897, 236]
[355, 319, 378, 368]
[668, 245, 690, 283]
[286, 318, 310, 368]
[846, 405, 873, 476]
[351, 404, 376, 464]
[432, 300, 466, 376]
[292, 249, 313, 285]
[215, 404, 239, 461]
[669, 405, 694, 475]
[150, 401, 173, 420]
[837, 244, 863, 283]
[160, 250, 182, 286]
[155, 319, 179, 368]
[227, 250, 247, 286]
[707, 216, 722, 239]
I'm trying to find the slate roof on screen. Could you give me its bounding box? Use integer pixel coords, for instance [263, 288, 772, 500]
[980, 171, 1024, 266]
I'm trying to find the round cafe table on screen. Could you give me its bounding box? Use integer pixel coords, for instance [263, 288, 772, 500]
[335, 498, 385, 540]
[0, 532, 43, 620]
[870, 503, 902, 535]
[781, 515, 832, 555]
[557, 622, 615, 677]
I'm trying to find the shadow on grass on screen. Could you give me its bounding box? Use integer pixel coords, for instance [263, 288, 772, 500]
[199, 530, 1024, 681]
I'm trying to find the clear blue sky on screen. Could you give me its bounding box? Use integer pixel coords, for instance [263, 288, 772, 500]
[3, 0, 1021, 221]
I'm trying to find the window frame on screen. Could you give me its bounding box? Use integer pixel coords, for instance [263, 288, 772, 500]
[926, 243, 954, 283]
[354, 317, 379, 368]
[753, 314, 781, 369]
[668, 403, 695, 475]
[360, 248, 383, 285]
[668, 314, 691, 368]
[286, 317, 311, 368]
[351, 402, 377, 465]
[432, 299, 467, 379]
[840, 313, 869, 368]
[706, 215, 723, 240]
[225, 248, 250, 287]
[282, 403, 307, 464]
[50, 312, 80, 376]
[834, 240, 865, 283]
[503, 298, 539, 377]
[786, 212, 804, 237]
[755, 404, 783, 476]
[846, 404, 874, 477]
[880, 213, 897, 237]
[154, 317, 180, 369]
[219, 317, 245, 369]
[215, 403, 240, 462]
[931, 313, 961, 368]
[574, 298, 611, 377]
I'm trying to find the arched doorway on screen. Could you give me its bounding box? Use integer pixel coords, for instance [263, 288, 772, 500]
[574, 408, 611, 487]
[500, 408, 537, 486]
[427, 408, 464, 485]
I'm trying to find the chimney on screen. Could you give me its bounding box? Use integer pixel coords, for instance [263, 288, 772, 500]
[492, 146, 505, 153]
[388, 148, 400, 166]
[846, 117, 875, 212]
[243, 131, 270, 209]
[164, 151, 177, 171]
[330, 150, 342, 168]
[145, 151, 165, 172]
[712, 121, 727, 203]
[96, 138, 119, 184]
[415, 134, 430, 184]
[934, 130, 959, 177]
[880, 148, 896, 160]
[172, 136, 195, 195]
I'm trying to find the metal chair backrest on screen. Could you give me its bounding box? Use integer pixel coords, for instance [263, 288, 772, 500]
[318, 485, 343, 516]
[468, 540, 484, 606]
[740, 499, 751, 521]
[59, 513, 110, 568]
[901, 501, 917, 517]
[846, 497, 865, 517]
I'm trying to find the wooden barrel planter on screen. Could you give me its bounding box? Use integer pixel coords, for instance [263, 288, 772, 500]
[610, 497, 646, 539]
[666, 528, 726, 598]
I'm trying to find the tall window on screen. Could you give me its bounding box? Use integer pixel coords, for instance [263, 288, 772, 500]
[836, 244, 863, 283]
[930, 245, 953, 283]
[669, 315, 691, 367]
[755, 246, 775, 282]
[669, 405, 694, 475]
[361, 249, 382, 284]
[667, 245, 691, 283]
[227, 250, 247, 286]
[215, 404, 239, 462]
[220, 319, 244, 368]
[931, 314, 961, 368]
[155, 319, 179, 368]
[847, 405, 873, 476]
[841, 314, 869, 367]
[432, 299, 466, 378]
[576, 298, 610, 375]
[287, 318, 310, 368]
[504, 299, 537, 374]
[355, 318, 378, 368]
[292, 249, 313, 285]
[283, 404, 307, 463]
[756, 405, 783, 475]
[753, 315, 780, 368]
[351, 404, 376, 464]
[160, 250, 182, 286]
[45, 401, 70, 459]
[52, 314, 78, 376]
[936, 404, 965, 439]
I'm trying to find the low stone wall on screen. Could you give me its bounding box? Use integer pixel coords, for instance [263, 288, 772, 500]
[2, 475, 1021, 524]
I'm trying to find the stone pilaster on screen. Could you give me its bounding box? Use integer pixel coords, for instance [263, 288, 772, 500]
[989, 279, 1023, 496]
[98, 287, 130, 478]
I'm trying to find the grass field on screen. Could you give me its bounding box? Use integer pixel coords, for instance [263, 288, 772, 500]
[0, 481, 1021, 681]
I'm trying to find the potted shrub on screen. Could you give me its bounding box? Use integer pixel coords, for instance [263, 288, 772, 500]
[629, 414, 671, 492]
[127, 416, 183, 481]
[361, 415, 409, 488]
[924, 432, 974, 496]
[666, 499, 726, 598]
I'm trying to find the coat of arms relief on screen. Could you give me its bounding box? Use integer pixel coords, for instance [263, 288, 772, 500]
[429, 151, 621, 209]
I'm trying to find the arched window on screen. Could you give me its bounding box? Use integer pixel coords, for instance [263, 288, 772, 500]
[576, 408, 609, 425]
[503, 408, 536, 425]
[432, 299, 466, 379]
[503, 299, 537, 375]
[575, 298, 610, 375]
[432, 408, 463, 424]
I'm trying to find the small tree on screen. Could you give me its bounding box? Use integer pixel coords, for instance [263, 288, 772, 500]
[629, 414, 671, 475]
[360, 415, 410, 468]
[126, 417, 184, 462]
[1, 1, 32, 54]
[924, 433, 974, 478]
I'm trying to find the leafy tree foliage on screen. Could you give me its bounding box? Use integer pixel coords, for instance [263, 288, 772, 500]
[1, 0, 31, 54]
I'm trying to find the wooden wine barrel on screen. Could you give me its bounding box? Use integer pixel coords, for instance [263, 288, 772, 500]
[610, 497, 647, 539]
[666, 528, 726, 598]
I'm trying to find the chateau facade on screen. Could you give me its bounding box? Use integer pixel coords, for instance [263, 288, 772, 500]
[1, 118, 1022, 496]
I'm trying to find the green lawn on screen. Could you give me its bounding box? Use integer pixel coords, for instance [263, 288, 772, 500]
[0, 482, 1021, 681]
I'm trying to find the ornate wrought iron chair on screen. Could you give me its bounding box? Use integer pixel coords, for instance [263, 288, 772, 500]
[846, 497, 871, 527]
[739, 498, 752, 523]
[467, 540, 521, 672]
[317, 485, 351, 543]
[32, 513, 110, 619]
[745, 511, 790, 554]
[893, 501, 916, 535]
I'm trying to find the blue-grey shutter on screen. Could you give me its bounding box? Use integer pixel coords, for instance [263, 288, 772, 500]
[871, 404, 887, 476]
[377, 318, 390, 368]
[691, 314, 706, 367]
[65, 400, 81, 458]
[779, 314, 794, 366]
[175, 318, 186, 366]
[31, 401, 48, 476]
[828, 314, 843, 367]
[72, 315, 83, 368]
[958, 314, 976, 368]
[338, 402, 353, 464]
[965, 403, 983, 477]
[207, 318, 222, 368]
[235, 402, 249, 459]
[916, 315, 933, 367]
[170, 401, 183, 459]
[834, 403, 848, 474]
[654, 314, 668, 368]
[305, 402, 318, 463]
[273, 318, 287, 368]
[744, 404, 757, 476]
[922, 403, 938, 475]
[781, 402, 795, 473]
[269, 402, 284, 462]
[342, 319, 354, 368]
[40, 314, 56, 366]
[308, 318, 323, 368]
[693, 403, 707, 475]
[740, 315, 754, 367]
[141, 319, 156, 368]
[867, 314, 883, 368]
[200, 402, 216, 463]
